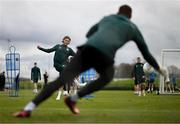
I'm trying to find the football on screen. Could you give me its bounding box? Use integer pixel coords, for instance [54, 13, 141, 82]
[143, 62, 154, 73]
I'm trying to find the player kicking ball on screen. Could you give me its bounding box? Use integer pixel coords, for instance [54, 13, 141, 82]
[13, 5, 166, 117]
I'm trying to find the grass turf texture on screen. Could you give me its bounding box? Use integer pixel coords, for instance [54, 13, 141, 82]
[19, 78, 180, 90]
[0, 90, 180, 123]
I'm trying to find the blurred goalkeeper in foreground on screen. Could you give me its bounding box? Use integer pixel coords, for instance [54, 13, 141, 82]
[14, 4, 166, 117]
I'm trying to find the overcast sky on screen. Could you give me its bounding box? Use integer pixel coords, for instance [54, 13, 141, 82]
[0, 0, 180, 80]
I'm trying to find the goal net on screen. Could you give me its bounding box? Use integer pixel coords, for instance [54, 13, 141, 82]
[159, 49, 180, 94]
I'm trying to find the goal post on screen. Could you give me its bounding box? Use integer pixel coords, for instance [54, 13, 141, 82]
[159, 49, 180, 94]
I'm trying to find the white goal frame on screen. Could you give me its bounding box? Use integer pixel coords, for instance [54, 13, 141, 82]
[159, 49, 180, 94]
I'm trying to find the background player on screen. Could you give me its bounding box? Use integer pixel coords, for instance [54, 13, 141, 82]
[43, 71, 49, 88]
[0, 71, 5, 91]
[147, 71, 156, 93]
[164, 68, 172, 93]
[37, 36, 76, 100]
[31, 62, 41, 93]
[132, 57, 146, 96]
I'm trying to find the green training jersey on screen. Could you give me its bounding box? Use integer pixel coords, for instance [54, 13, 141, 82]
[39, 44, 75, 72]
[31, 66, 41, 81]
[132, 63, 145, 79]
[85, 14, 159, 70]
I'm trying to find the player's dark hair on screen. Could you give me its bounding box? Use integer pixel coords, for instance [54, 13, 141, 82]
[62, 36, 71, 43]
[118, 5, 132, 19]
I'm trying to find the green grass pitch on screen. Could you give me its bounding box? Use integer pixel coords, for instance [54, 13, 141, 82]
[0, 90, 180, 123]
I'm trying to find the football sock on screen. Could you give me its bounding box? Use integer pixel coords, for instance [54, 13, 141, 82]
[24, 102, 36, 111]
[70, 94, 79, 102]
[56, 91, 62, 100]
[63, 91, 68, 96]
[73, 89, 77, 94]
